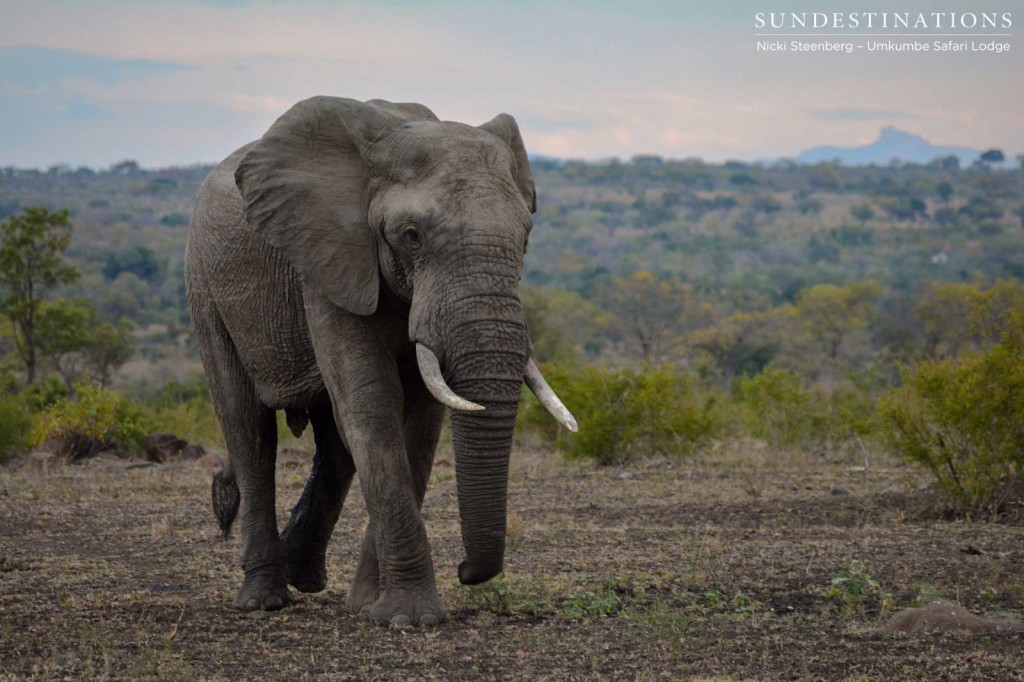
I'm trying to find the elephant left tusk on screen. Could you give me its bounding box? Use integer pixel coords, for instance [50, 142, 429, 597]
[524, 358, 579, 432]
[416, 344, 485, 412]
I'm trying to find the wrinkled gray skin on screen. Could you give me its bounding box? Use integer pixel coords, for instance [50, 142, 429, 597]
[185, 96, 541, 626]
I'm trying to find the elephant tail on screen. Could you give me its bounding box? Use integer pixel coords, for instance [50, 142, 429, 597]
[212, 458, 240, 540]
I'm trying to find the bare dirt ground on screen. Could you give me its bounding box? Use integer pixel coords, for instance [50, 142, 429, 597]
[1, 443, 1022, 681]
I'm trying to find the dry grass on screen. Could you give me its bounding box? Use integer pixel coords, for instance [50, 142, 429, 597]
[0, 442, 1022, 680]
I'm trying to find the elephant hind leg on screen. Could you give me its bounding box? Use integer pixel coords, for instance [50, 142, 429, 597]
[189, 283, 290, 612]
[280, 404, 355, 593]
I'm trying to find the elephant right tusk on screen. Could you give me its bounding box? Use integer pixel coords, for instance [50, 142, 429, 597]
[524, 358, 579, 433]
[416, 344, 485, 412]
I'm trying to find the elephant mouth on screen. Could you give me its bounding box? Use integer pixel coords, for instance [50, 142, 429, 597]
[414, 343, 577, 431]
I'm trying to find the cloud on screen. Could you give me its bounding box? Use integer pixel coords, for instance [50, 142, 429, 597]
[221, 94, 293, 114]
[0, 1, 1020, 165]
[0, 45, 187, 88]
[809, 107, 916, 122]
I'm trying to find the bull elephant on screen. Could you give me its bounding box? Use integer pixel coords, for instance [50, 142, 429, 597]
[185, 96, 577, 626]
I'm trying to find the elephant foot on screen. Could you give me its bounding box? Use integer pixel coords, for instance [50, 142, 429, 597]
[344, 576, 380, 614]
[285, 552, 328, 593]
[365, 587, 449, 627]
[233, 570, 293, 612]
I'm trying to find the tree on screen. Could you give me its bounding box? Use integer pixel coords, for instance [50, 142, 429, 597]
[521, 284, 603, 363]
[36, 298, 136, 389]
[850, 203, 874, 227]
[795, 281, 882, 387]
[689, 310, 779, 383]
[36, 298, 92, 390]
[913, 282, 980, 357]
[979, 149, 1005, 166]
[936, 181, 954, 204]
[0, 207, 79, 385]
[84, 317, 136, 387]
[605, 272, 706, 364]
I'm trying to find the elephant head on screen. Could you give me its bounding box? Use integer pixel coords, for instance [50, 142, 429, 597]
[233, 96, 575, 585]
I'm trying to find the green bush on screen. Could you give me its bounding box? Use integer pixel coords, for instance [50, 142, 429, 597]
[148, 396, 225, 450]
[520, 364, 720, 464]
[31, 381, 152, 460]
[0, 394, 32, 464]
[877, 309, 1024, 512]
[21, 376, 69, 411]
[735, 369, 823, 448]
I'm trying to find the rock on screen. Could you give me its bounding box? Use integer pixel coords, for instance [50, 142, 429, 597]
[830, 485, 851, 495]
[143, 433, 188, 463]
[17, 451, 57, 473]
[618, 471, 635, 480]
[884, 602, 1022, 634]
[180, 444, 206, 460]
[85, 450, 129, 469]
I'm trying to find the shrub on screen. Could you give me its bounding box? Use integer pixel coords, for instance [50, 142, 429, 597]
[31, 381, 152, 461]
[735, 369, 822, 448]
[0, 394, 32, 464]
[21, 376, 68, 411]
[519, 364, 720, 464]
[148, 397, 225, 450]
[877, 309, 1024, 513]
[827, 560, 890, 617]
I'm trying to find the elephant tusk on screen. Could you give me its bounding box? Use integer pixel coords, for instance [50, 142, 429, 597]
[416, 344, 485, 412]
[524, 358, 579, 433]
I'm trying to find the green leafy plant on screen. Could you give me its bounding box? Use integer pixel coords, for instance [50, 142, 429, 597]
[20, 376, 69, 411]
[877, 306, 1024, 513]
[464, 575, 550, 617]
[31, 381, 152, 461]
[702, 588, 754, 617]
[564, 589, 622, 619]
[148, 397, 225, 450]
[736, 368, 822, 448]
[912, 583, 943, 607]
[827, 560, 887, 616]
[0, 393, 32, 464]
[519, 363, 720, 464]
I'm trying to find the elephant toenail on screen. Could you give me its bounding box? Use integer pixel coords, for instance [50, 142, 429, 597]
[390, 614, 412, 626]
[245, 598, 259, 611]
[265, 596, 283, 610]
[420, 613, 439, 626]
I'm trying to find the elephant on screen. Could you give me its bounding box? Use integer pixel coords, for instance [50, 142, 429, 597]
[185, 96, 577, 626]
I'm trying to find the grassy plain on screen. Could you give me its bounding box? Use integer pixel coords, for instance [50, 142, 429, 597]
[1, 444, 1022, 680]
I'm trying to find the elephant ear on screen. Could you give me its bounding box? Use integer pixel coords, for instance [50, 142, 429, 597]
[478, 114, 537, 213]
[234, 96, 437, 315]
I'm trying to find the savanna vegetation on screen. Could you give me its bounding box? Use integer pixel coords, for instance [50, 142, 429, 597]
[1, 154, 1023, 678]
[6, 153, 1022, 513]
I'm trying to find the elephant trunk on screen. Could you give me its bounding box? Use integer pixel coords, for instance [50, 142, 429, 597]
[450, 394, 521, 584]
[442, 295, 528, 585]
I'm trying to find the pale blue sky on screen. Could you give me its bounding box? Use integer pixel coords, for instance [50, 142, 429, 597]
[0, 0, 1020, 167]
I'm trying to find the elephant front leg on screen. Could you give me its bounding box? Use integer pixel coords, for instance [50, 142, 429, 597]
[349, 428, 447, 626]
[345, 376, 444, 615]
[308, 294, 446, 626]
[344, 525, 381, 614]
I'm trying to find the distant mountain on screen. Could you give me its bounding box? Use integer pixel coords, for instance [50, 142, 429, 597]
[796, 127, 980, 166]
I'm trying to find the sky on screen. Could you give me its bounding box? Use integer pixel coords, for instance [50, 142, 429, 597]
[0, 0, 1021, 168]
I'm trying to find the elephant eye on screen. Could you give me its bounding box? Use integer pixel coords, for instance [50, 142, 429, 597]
[401, 224, 422, 252]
